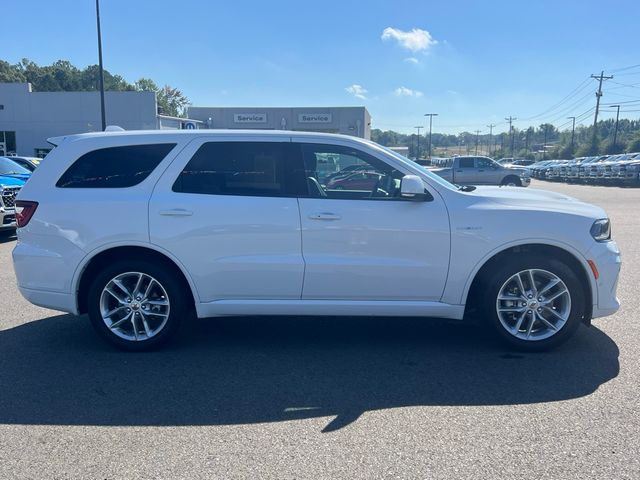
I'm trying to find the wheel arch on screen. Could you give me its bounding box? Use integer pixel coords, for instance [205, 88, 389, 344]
[463, 242, 594, 323]
[74, 243, 199, 315]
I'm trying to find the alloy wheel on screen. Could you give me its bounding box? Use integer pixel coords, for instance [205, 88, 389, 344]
[496, 269, 571, 341]
[99, 272, 171, 341]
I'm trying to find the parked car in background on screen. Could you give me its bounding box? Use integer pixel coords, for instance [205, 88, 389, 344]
[614, 153, 640, 184]
[5, 156, 42, 172]
[429, 155, 531, 186]
[0, 157, 32, 231]
[14, 130, 620, 352]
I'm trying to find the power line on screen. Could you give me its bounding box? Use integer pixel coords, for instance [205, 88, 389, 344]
[519, 77, 592, 121]
[608, 63, 640, 73]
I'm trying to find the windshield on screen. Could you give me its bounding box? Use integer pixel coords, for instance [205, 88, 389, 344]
[0, 157, 31, 175]
[377, 145, 457, 191]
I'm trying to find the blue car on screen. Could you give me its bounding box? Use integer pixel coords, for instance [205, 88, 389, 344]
[0, 157, 31, 232]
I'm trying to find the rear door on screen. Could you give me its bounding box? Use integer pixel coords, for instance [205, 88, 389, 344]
[149, 136, 306, 303]
[452, 157, 477, 184]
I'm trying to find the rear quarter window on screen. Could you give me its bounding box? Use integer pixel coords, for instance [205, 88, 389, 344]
[56, 143, 176, 188]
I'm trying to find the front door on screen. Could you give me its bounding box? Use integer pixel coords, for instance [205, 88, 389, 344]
[149, 137, 305, 302]
[294, 139, 450, 302]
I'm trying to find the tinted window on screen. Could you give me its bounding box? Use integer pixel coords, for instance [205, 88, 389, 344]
[458, 158, 475, 168]
[57, 144, 176, 188]
[173, 142, 304, 197]
[300, 143, 403, 200]
[476, 158, 494, 168]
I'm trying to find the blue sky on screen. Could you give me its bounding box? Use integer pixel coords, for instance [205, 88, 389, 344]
[2, 0, 639, 134]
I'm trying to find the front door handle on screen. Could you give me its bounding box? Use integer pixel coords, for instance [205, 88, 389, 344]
[159, 208, 193, 217]
[309, 212, 341, 221]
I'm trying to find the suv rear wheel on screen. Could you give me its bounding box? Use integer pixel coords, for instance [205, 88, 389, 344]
[481, 254, 586, 351]
[87, 259, 188, 350]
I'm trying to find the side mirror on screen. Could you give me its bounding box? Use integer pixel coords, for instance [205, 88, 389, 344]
[400, 175, 429, 201]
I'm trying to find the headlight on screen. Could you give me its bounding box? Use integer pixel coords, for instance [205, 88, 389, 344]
[590, 218, 611, 242]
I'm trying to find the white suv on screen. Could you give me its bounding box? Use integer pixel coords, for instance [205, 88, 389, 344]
[13, 130, 621, 351]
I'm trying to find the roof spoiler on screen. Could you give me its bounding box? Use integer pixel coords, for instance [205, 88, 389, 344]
[47, 126, 125, 147]
[46, 135, 67, 147]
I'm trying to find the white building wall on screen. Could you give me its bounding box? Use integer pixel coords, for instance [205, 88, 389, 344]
[0, 83, 157, 156]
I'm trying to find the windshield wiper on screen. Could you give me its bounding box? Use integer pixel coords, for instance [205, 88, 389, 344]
[457, 185, 476, 192]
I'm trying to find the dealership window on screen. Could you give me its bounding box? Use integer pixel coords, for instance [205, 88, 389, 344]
[57, 143, 176, 188]
[0, 131, 16, 155]
[173, 142, 306, 197]
[34, 148, 51, 159]
[299, 143, 403, 200]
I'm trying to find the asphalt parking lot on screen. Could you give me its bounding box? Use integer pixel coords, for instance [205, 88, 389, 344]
[0, 179, 638, 480]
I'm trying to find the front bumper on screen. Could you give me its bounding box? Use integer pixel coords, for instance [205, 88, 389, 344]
[0, 207, 17, 230]
[587, 240, 621, 319]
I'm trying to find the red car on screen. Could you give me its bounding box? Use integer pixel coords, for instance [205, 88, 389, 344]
[326, 171, 382, 190]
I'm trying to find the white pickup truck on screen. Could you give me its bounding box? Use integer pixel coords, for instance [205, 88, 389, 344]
[430, 156, 531, 187]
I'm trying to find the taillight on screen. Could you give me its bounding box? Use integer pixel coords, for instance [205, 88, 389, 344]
[15, 201, 38, 228]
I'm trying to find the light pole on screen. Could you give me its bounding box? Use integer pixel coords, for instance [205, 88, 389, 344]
[414, 126, 424, 159]
[95, 0, 106, 131]
[567, 116, 576, 152]
[424, 113, 438, 160]
[610, 105, 621, 150]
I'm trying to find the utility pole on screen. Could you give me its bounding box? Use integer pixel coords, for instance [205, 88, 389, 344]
[424, 113, 438, 160]
[567, 116, 576, 152]
[505, 116, 517, 158]
[543, 124, 549, 161]
[525, 128, 531, 153]
[611, 105, 621, 149]
[474, 130, 481, 155]
[591, 70, 613, 141]
[486, 123, 496, 156]
[414, 126, 423, 160]
[95, 0, 106, 131]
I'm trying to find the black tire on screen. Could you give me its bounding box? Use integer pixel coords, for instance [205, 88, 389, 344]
[480, 254, 586, 352]
[87, 259, 189, 351]
[501, 175, 522, 187]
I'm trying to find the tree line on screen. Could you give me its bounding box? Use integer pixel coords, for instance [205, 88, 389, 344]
[373, 118, 640, 160]
[0, 58, 190, 117]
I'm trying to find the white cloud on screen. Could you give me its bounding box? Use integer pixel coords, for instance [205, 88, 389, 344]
[446, 89, 458, 95]
[404, 57, 419, 64]
[394, 86, 424, 97]
[345, 84, 368, 99]
[381, 27, 438, 52]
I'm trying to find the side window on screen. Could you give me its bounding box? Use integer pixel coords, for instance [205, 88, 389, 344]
[299, 143, 403, 200]
[57, 143, 176, 188]
[476, 158, 494, 168]
[173, 141, 305, 197]
[458, 158, 475, 168]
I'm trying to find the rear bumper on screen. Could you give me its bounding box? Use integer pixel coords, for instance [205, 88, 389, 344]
[17, 286, 78, 315]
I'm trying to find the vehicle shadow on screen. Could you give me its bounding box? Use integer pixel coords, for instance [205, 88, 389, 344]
[0, 314, 619, 432]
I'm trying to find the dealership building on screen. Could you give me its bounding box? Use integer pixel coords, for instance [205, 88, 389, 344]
[0, 82, 370, 157]
[187, 106, 371, 139]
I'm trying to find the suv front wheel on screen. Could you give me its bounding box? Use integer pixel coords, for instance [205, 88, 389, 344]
[482, 254, 586, 351]
[87, 259, 188, 350]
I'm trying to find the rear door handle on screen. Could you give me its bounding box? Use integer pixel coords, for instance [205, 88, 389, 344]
[309, 212, 341, 221]
[159, 208, 193, 217]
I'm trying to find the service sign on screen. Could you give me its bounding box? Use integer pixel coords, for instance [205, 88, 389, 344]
[298, 113, 332, 123]
[234, 113, 267, 123]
